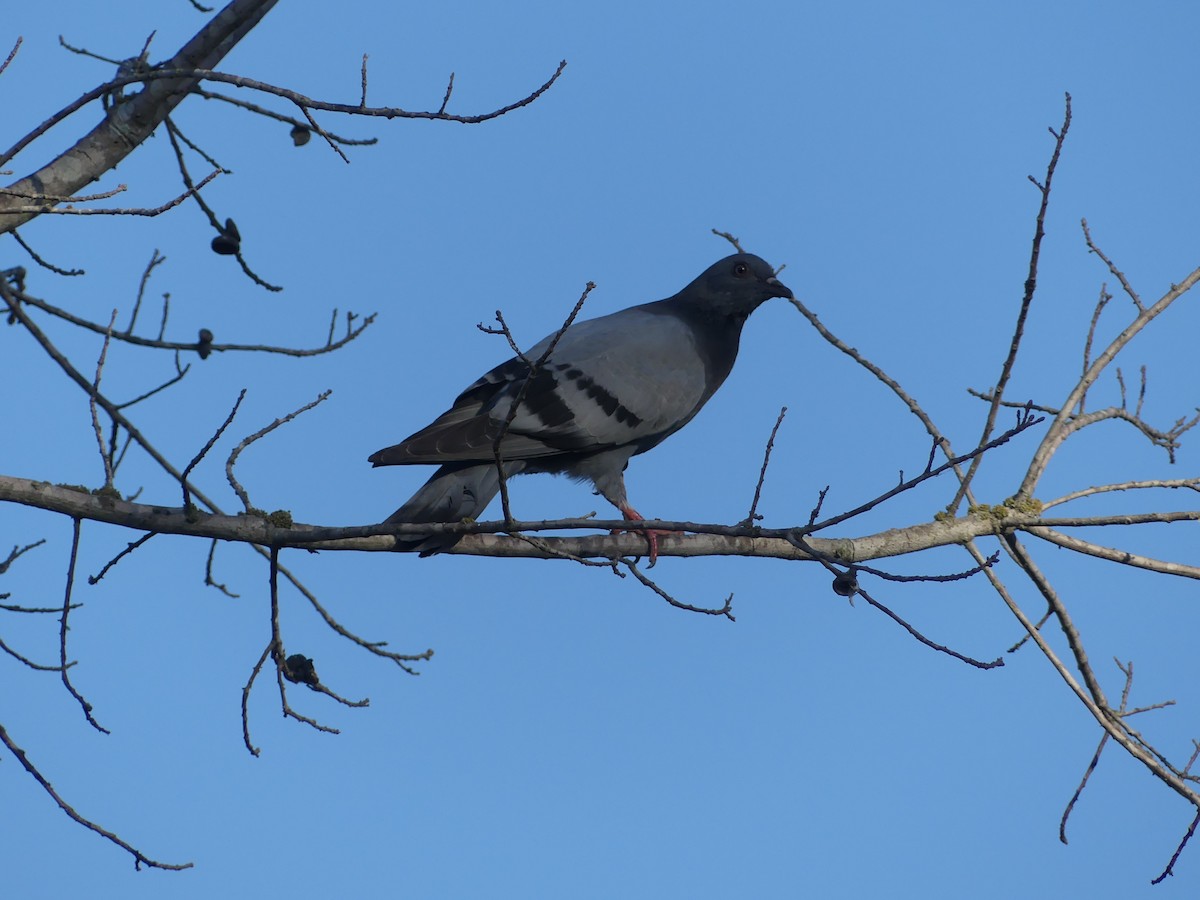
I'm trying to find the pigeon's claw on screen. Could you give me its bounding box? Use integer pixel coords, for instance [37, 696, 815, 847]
[618, 504, 665, 567]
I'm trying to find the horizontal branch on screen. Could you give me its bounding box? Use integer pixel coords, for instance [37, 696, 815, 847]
[8, 474, 1194, 565]
[9, 284, 375, 357]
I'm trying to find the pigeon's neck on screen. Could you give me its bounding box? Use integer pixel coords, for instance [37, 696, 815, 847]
[652, 295, 757, 390]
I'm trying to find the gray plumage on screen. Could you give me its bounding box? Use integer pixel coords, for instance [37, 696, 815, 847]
[370, 252, 793, 556]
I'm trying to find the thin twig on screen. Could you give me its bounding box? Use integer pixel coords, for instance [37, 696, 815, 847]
[204, 539, 240, 598]
[85, 59, 570, 126]
[1060, 659, 1137, 843]
[803, 408, 1041, 535]
[0, 634, 67, 671]
[1042, 477, 1200, 509]
[226, 391, 332, 511]
[0, 184, 129, 203]
[1, 170, 219, 216]
[491, 282, 595, 523]
[1024, 527, 1200, 579]
[126, 249, 166, 335]
[851, 552, 998, 584]
[59, 519, 109, 733]
[9, 279, 375, 356]
[1084, 219, 1144, 311]
[269, 550, 340, 736]
[190, 87, 376, 146]
[90, 310, 119, 488]
[743, 406, 786, 525]
[711, 229, 745, 252]
[478, 310, 534, 364]
[183, 389, 247, 509]
[858, 586, 1004, 669]
[437, 72, 455, 115]
[623, 558, 735, 619]
[271, 553, 433, 674]
[88, 532, 157, 585]
[0, 720, 192, 870]
[1019, 234, 1200, 496]
[1153, 811, 1200, 884]
[116, 360, 192, 410]
[163, 119, 281, 291]
[0, 539, 46, 574]
[0, 36, 21, 78]
[1079, 284, 1111, 414]
[9, 229, 85, 275]
[949, 93, 1071, 513]
[241, 643, 270, 757]
[788, 296, 966, 498]
[790, 530, 1003, 668]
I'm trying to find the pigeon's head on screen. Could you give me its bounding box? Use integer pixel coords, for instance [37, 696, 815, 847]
[694, 253, 794, 320]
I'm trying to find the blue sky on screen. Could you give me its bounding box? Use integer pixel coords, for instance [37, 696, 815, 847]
[4, 2, 1200, 896]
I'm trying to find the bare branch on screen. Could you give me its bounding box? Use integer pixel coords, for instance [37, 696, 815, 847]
[0, 539, 46, 575]
[226, 391, 331, 512]
[1019, 239, 1200, 496]
[1023, 527, 1200, 579]
[803, 408, 1042, 535]
[623, 558, 735, 619]
[126, 249, 167, 335]
[1059, 659, 1167, 844]
[240, 643, 269, 757]
[90, 310, 119, 489]
[710, 228, 745, 252]
[267, 548, 343, 736]
[438, 71, 456, 115]
[742, 406, 787, 525]
[8, 280, 376, 356]
[183, 389, 247, 509]
[9, 229, 85, 276]
[116, 358, 192, 410]
[277, 553, 433, 674]
[59, 519, 109, 733]
[1043, 477, 1200, 509]
[0, 169, 220, 216]
[190, 87, 377, 146]
[0, 183, 129, 203]
[478, 309, 534, 364]
[0, 720, 192, 870]
[1079, 283, 1111, 413]
[857, 585, 1004, 669]
[0, 36, 21, 79]
[204, 539, 240, 598]
[1, 0, 282, 231]
[491, 282, 595, 523]
[949, 93, 1071, 512]
[787, 295, 967, 500]
[125, 59, 569, 125]
[1153, 811, 1200, 885]
[88, 532, 157, 585]
[0, 633, 67, 671]
[1083, 218, 1143, 311]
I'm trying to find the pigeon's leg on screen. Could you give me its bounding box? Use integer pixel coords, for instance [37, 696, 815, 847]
[587, 458, 666, 565]
[615, 502, 666, 567]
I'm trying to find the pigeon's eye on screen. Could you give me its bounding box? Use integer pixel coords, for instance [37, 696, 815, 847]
[733, 262, 749, 276]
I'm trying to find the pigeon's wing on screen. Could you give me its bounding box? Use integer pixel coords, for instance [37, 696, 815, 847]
[369, 305, 713, 467]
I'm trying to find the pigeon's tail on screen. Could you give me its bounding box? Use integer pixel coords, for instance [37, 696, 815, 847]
[385, 462, 523, 555]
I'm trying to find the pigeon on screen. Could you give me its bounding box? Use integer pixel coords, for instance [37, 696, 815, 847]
[369, 252, 794, 561]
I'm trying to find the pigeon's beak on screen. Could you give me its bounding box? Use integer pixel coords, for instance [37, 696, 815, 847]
[765, 275, 794, 301]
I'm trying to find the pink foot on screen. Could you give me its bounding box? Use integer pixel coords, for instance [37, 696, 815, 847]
[617, 504, 665, 566]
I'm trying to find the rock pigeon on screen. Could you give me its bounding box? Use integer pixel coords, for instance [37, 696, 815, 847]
[369, 252, 793, 560]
